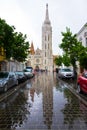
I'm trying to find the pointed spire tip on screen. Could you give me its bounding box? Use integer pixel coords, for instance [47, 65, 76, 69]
[46, 3, 48, 7]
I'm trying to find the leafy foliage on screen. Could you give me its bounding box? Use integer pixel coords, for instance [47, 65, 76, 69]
[0, 18, 15, 59]
[13, 32, 29, 62]
[62, 53, 71, 67]
[0, 18, 30, 62]
[79, 47, 87, 69]
[59, 27, 87, 70]
[54, 56, 62, 66]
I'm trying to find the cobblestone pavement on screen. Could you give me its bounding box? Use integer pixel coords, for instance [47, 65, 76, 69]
[0, 72, 87, 130]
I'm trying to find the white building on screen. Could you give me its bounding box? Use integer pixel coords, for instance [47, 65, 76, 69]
[76, 23, 87, 73]
[27, 4, 53, 72]
[77, 23, 87, 47]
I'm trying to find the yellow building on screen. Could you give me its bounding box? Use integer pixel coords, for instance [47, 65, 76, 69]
[0, 47, 6, 60]
[0, 47, 6, 70]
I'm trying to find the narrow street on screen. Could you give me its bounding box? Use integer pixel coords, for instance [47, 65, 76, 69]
[0, 72, 87, 130]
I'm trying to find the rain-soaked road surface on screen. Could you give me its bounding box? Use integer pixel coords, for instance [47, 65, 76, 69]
[0, 72, 87, 130]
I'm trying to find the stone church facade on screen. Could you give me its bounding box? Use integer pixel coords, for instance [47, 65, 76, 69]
[26, 4, 53, 71]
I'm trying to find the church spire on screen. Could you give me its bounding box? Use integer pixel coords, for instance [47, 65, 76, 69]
[30, 42, 35, 55]
[44, 3, 51, 25]
[46, 4, 49, 21]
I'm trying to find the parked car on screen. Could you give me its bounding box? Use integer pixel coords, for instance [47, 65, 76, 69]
[0, 71, 18, 92]
[15, 71, 27, 84]
[58, 68, 74, 79]
[26, 66, 33, 70]
[23, 69, 34, 79]
[26, 66, 35, 76]
[77, 71, 87, 94]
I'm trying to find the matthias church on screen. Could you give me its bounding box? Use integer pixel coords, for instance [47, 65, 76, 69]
[26, 4, 54, 72]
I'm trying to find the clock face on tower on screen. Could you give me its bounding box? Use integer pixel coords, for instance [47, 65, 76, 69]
[36, 59, 40, 63]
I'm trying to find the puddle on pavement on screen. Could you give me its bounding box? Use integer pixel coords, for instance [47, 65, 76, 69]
[0, 72, 87, 129]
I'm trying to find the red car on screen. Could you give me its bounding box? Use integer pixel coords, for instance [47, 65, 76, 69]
[77, 71, 87, 94]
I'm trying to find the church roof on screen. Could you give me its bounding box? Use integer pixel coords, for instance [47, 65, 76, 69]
[30, 42, 35, 55]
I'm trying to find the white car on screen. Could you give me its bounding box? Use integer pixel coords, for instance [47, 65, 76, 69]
[58, 68, 74, 79]
[23, 69, 33, 79]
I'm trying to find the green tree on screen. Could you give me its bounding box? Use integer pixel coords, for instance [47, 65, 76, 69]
[0, 18, 15, 59]
[79, 47, 87, 70]
[54, 56, 62, 67]
[62, 53, 71, 67]
[0, 18, 30, 62]
[60, 27, 85, 75]
[13, 32, 29, 62]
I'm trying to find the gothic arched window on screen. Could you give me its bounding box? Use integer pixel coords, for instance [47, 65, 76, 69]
[84, 32, 87, 37]
[45, 44, 46, 49]
[86, 37, 87, 47]
[48, 35, 49, 41]
[45, 35, 46, 41]
[79, 37, 82, 42]
[48, 43, 49, 49]
[45, 52, 46, 57]
[45, 60, 46, 64]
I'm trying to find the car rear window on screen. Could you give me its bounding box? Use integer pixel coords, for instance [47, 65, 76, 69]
[62, 69, 72, 72]
[83, 73, 87, 78]
[0, 72, 8, 78]
[26, 67, 33, 70]
[23, 69, 32, 72]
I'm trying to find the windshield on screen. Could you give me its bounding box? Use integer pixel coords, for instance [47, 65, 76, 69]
[0, 72, 8, 78]
[15, 72, 23, 75]
[61, 69, 72, 72]
[26, 67, 33, 70]
[23, 69, 32, 72]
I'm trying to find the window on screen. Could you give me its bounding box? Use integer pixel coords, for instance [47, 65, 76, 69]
[84, 32, 87, 37]
[45, 35, 46, 41]
[45, 60, 46, 64]
[45, 44, 46, 49]
[45, 52, 46, 57]
[86, 38, 87, 47]
[82, 72, 87, 78]
[48, 35, 49, 41]
[48, 43, 49, 49]
[79, 37, 82, 42]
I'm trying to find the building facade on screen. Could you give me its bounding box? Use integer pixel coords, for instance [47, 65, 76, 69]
[42, 4, 53, 71]
[76, 23, 87, 73]
[77, 23, 87, 47]
[27, 4, 53, 71]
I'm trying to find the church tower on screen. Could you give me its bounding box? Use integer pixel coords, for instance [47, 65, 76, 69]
[42, 4, 53, 71]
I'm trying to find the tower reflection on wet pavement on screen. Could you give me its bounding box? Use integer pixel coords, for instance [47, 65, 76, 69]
[0, 72, 87, 130]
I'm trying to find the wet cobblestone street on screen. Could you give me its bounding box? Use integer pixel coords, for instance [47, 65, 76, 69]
[0, 72, 87, 130]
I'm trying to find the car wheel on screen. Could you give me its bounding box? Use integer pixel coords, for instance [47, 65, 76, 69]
[4, 84, 8, 92]
[77, 84, 82, 93]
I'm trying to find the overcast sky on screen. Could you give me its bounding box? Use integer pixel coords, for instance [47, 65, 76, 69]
[0, 0, 87, 55]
